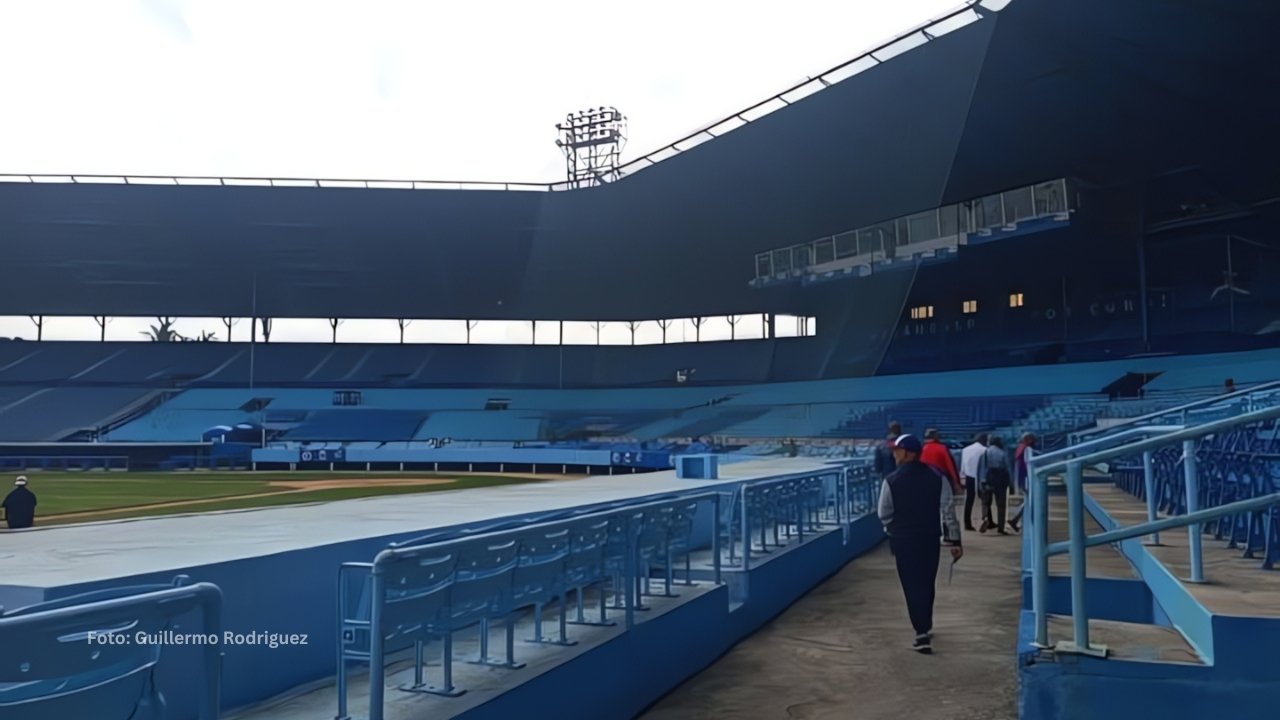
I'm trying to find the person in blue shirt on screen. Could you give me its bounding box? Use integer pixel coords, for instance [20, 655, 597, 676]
[878, 434, 963, 654]
[2, 476, 37, 530]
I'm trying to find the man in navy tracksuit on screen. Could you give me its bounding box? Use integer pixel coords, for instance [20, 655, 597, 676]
[2, 476, 37, 530]
[878, 434, 963, 654]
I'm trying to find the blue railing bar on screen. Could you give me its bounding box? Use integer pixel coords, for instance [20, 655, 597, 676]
[1066, 462, 1089, 651]
[0, 583, 223, 720]
[1044, 492, 1280, 556]
[1142, 450, 1159, 545]
[1038, 405, 1280, 475]
[1182, 439, 1204, 582]
[1071, 381, 1280, 443]
[1031, 425, 1184, 471]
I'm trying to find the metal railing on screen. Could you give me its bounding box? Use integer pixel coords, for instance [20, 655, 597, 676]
[753, 177, 1071, 284]
[1027, 404, 1280, 654]
[338, 491, 721, 720]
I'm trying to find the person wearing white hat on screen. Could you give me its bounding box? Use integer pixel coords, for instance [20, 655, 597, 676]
[2, 475, 37, 529]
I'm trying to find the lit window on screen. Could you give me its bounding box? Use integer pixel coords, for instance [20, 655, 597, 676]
[1009, 292, 1025, 308]
[962, 300, 978, 314]
[910, 305, 935, 320]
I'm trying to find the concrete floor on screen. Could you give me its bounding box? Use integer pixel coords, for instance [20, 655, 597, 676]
[642, 525, 1022, 720]
[1086, 484, 1280, 617]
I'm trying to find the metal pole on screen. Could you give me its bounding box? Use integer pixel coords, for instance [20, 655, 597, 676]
[1066, 462, 1089, 651]
[1184, 440, 1204, 582]
[712, 494, 722, 584]
[368, 566, 386, 720]
[1143, 450, 1159, 545]
[741, 487, 751, 571]
[1030, 450, 1050, 647]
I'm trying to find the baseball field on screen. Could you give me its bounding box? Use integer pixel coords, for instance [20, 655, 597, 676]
[5, 471, 580, 527]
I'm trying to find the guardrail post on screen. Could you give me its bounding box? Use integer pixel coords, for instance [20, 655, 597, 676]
[741, 487, 751, 571]
[1065, 461, 1091, 652]
[368, 567, 386, 720]
[1184, 439, 1204, 582]
[1143, 450, 1160, 545]
[712, 494, 722, 585]
[1030, 452, 1050, 647]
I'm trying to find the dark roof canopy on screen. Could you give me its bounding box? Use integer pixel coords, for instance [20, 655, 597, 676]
[2, 0, 1277, 320]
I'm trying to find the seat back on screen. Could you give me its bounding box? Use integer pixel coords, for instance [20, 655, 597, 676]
[565, 519, 611, 587]
[512, 528, 571, 608]
[446, 539, 519, 630]
[379, 551, 455, 648]
[0, 581, 219, 720]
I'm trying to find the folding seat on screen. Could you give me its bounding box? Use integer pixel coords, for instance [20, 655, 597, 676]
[0, 576, 221, 720]
[511, 527, 574, 646]
[564, 519, 615, 627]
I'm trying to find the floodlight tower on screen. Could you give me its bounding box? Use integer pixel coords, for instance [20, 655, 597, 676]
[556, 107, 627, 188]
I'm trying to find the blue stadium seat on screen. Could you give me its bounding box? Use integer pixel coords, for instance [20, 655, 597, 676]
[0, 576, 222, 720]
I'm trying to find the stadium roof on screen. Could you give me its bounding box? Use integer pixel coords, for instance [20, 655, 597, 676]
[1, 0, 1277, 321]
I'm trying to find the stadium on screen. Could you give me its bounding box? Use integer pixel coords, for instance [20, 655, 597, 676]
[1, 0, 1279, 718]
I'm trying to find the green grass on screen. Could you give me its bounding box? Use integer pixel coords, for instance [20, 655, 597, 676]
[9, 471, 550, 525]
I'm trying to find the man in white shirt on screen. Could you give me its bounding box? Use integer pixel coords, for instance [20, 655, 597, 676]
[959, 433, 989, 531]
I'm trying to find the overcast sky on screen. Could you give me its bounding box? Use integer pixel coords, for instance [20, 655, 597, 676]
[0, 0, 963, 342]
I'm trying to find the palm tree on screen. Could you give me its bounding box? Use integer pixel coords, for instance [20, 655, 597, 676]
[141, 317, 178, 342]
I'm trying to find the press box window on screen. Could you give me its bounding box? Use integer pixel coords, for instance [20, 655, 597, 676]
[962, 300, 978, 314]
[1009, 293, 1025, 308]
[910, 306, 935, 320]
[333, 390, 363, 406]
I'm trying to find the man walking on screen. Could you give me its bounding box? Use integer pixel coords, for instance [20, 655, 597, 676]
[2, 476, 37, 530]
[959, 433, 989, 531]
[1008, 433, 1038, 532]
[878, 434, 964, 654]
[921, 428, 963, 494]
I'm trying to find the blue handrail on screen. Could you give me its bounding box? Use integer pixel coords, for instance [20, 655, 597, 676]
[1028, 402, 1280, 652]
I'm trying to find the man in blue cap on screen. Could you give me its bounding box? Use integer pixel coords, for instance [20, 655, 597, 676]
[2, 475, 37, 530]
[878, 434, 963, 654]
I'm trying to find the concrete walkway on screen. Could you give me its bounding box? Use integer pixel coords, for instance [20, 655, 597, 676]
[643, 527, 1022, 720]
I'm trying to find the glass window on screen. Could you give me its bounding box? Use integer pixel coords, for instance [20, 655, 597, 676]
[857, 228, 879, 255]
[1009, 292, 1025, 308]
[771, 248, 791, 274]
[1034, 179, 1067, 215]
[907, 210, 940, 243]
[877, 221, 898, 249]
[791, 245, 812, 270]
[962, 300, 978, 314]
[755, 253, 771, 279]
[814, 238, 835, 265]
[1003, 186, 1035, 221]
[939, 204, 960, 237]
[981, 194, 1004, 228]
[834, 231, 859, 258]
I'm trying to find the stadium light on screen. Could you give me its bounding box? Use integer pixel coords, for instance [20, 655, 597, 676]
[556, 107, 627, 188]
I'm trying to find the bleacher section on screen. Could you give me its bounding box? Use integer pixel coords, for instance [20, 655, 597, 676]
[3, 344, 1280, 445]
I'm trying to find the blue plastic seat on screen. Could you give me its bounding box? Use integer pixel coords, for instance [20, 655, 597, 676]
[512, 527, 574, 645]
[0, 577, 221, 720]
[564, 519, 615, 626]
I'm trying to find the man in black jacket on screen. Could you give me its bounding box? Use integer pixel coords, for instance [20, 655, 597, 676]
[2, 476, 37, 530]
[878, 434, 963, 654]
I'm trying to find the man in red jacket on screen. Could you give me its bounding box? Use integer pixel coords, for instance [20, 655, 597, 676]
[921, 428, 963, 494]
